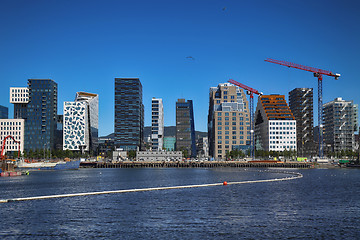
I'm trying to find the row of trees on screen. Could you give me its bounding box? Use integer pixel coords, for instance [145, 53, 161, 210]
[224, 149, 298, 160]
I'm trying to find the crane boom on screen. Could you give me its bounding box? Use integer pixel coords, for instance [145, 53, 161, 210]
[228, 79, 262, 96]
[1, 135, 21, 160]
[265, 58, 340, 79]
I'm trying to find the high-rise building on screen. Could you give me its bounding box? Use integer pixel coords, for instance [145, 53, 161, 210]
[114, 78, 144, 151]
[25, 79, 58, 151]
[255, 94, 296, 152]
[289, 88, 315, 156]
[63, 92, 99, 152]
[151, 98, 164, 151]
[208, 83, 250, 159]
[176, 99, 196, 157]
[0, 119, 25, 154]
[10, 87, 29, 119]
[0, 105, 8, 119]
[323, 97, 358, 152]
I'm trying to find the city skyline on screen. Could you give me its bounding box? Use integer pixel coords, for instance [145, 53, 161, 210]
[1, 0, 359, 136]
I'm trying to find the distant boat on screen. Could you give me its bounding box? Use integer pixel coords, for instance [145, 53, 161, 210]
[16, 159, 80, 171]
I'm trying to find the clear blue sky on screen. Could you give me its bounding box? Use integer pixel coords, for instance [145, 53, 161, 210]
[1, 0, 359, 136]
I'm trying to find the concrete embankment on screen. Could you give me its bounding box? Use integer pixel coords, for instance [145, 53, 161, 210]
[80, 161, 312, 169]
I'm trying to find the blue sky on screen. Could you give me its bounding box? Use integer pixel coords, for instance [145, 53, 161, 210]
[0, 0, 359, 136]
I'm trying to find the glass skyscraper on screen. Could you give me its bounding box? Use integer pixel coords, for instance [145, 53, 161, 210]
[115, 78, 144, 151]
[0, 105, 8, 119]
[25, 79, 58, 151]
[176, 99, 196, 157]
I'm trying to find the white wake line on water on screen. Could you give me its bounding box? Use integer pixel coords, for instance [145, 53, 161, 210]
[0, 171, 303, 203]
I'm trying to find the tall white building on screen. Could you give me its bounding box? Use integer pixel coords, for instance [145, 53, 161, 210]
[0, 119, 25, 155]
[151, 98, 164, 151]
[255, 95, 297, 152]
[63, 92, 98, 151]
[323, 97, 358, 152]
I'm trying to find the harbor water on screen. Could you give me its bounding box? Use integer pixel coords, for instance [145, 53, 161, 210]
[0, 168, 359, 239]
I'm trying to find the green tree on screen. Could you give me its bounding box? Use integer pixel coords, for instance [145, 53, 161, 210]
[127, 150, 136, 160]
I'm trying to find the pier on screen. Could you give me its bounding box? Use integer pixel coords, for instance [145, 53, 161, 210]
[80, 161, 312, 169]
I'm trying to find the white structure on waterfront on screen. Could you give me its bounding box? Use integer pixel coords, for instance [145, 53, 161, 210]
[255, 95, 297, 152]
[323, 97, 358, 152]
[9, 87, 29, 104]
[151, 98, 164, 151]
[136, 151, 182, 161]
[0, 119, 25, 154]
[63, 92, 98, 151]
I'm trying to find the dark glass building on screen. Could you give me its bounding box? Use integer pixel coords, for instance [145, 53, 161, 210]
[289, 88, 315, 157]
[0, 105, 8, 119]
[176, 99, 196, 157]
[114, 78, 144, 151]
[25, 79, 58, 151]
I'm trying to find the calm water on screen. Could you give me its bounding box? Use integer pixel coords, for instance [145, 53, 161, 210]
[0, 167, 359, 239]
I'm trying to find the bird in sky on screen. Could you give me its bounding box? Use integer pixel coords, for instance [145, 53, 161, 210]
[186, 56, 195, 60]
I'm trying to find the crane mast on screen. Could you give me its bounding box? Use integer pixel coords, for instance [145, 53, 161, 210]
[228, 79, 262, 160]
[265, 58, 340, 158]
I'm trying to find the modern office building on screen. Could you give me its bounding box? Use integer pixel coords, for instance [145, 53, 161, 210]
[255, 94, 296, 152]
[55, 115, 63, 150]
[208, 83, 250, 159]
[114, 78, 144, 151]
[176, 99, 196, 157]
[63, 92, 99, 152]
[151, 98, 164, 151]
[289, 88, 315, 156]
[10, 87, 29, 119]
[196, 137, 209, 158]
[0, 119, 25, 154]
[164, 137, 176, 151]
[0, 105, 8, 119]
[323, 97, 358, 152]
[25, 79, 58, 151]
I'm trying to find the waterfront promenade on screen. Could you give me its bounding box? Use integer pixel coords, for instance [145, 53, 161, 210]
[80, 161, 312, 169]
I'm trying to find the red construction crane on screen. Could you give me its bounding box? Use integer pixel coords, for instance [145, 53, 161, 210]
[228, 79, 263, 160]
[1, 135, 21, 160]
[264, 58, 340, 158]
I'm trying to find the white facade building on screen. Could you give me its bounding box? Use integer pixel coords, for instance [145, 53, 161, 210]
[151, 98, 164, 151]
[63, 92, 98, 151]
[255, 95, 297, 152]
[0, 119, 25, 154]
[136, 151, 182, 161]
[323, 97, 358, 152]
[10, 87, 29, 103]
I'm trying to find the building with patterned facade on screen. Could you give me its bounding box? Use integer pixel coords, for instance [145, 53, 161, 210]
[176, 99, 196, 157]
[255, 94, 296, 152]
[0, 105, 8, 119]
[323, 97, 358, 152]
[289, 88, 316, 157]
[115, 78, 144, 151]
[0, 119, 25, 154]
[151, 98, 164, 151]
[63, 92, 98, 152]
[208, 83, 250, 159]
